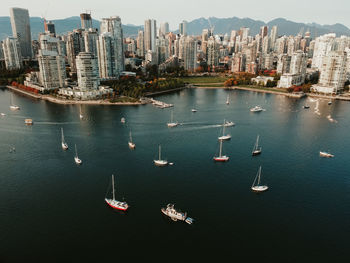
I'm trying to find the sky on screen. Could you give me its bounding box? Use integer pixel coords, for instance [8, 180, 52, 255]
[1, 0, 350, 29]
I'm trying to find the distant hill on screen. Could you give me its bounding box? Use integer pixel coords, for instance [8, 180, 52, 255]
[0, 16, 143, 40]
[0, 16, 349, 41]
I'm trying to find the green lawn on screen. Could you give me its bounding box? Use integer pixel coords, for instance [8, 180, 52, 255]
[181, 76, 228, 84]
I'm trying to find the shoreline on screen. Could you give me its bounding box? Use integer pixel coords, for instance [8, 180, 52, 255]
[6, 85, 143, 105]
[190, 85, 350, 101]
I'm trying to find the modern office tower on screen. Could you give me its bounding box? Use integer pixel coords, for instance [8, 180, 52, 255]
[84, 28, 98, 57]
[269, 26, 278, 51]
[262, 53, 274, 70]
[137, 30, 145, 57]
[260, 26, 268, 39]
[9, 7, 32, 58]
[0, 44, 4, 59]
[96, 32, 117, 79]
[80, 13, 93, 29]
[44, 20, 56, 36]
[2, 37, 22, 70]
[313, 51, 347, 94]
[174, 38, 179, 57]
[159, 22, 169, 36]
[76, 52, 100, 91]
[100, 16, 125, 74]
[244, 42, 257, 65]
[178, 35, 186, 60]
[179, 20, 188, 36]
[287, 37, 295, 56]
[66, 29, 85, 73]
[144, 19, 157, 52]
[276, 54, 291, 74]
[38, 50, 66, 90]
[183, 36, 197, 71]
[311, 33, 336, 69]
[207, 36, 219, 68]
[290, 50, 307, 75]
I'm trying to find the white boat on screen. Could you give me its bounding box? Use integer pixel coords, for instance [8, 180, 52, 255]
[10, 94, 20, 111]
[167, 111, 178, 127]
[105, 174, 129, 211]
[61, 127, 68, 150]
[213, 139, 229, 162]
[191, 109, 197, 112]
[218, 120, 231, 140]
[320, 151, 334, 158]
[161, 204, 186, 221]
[154, 145, 168, 166]
[226, 95, 229, 105]
[24, 119, 33, 125]
[79, 105, 83, 119]
[328, 101, 332, 105]
[250, 105, 263, 112]
[252, 135, 262, 156]
[0, 113, 6, 116]
[251, 166, 268, 192]
[128, 131, 136, 149]
[121, 117, 126, 124]
[74, 144, 82, 165]
[223, 120, 235, 127]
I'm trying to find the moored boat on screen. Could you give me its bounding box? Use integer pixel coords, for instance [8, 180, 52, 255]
[61, 127, 68, 150]
[105, 174, 128, 211]
[250, 105, 264, 112]
[320, 151, 334, 158]
[214, 139, 229, 162]
[24, 119, 33, 125]
[154, 145, 168, 166]
[251, 166, 269, 192]
[252, 135, 262, 156]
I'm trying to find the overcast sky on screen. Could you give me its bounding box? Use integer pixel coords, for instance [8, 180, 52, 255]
[1, 0, 350, 29]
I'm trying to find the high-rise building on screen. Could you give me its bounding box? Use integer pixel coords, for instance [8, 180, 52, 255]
[313, 51, 347, 94]
[290, 50, 307, 75]
[80, 13, 93, 30]
[97, 32, 117, 79]
[9, 7, 32, 58]
[2, 37, 22, 70]
[179, 21, 188, 36]
[156, 36, 169, 65]
[137, 30, 145, 57]
[269, 26, 278, 51]
[144, 19, 157, 52]
[207, 36, 219, 68]
[260, 26, 268, 39]
[240, 27, 250, 42]
[66, 29, 85, 73]
[311, 33, 336, 69]
[160, 22, 169, 37]
[84, 28, 98, 57]
[76, 52, 100, 91]
[183, 36, 197, 71]
[100, 16, 125, 74]
[231, 52, 246, 73]
[38, 50, 66, 90]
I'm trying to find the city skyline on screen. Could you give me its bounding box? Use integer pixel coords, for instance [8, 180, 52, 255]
[1, 0, 350, 29]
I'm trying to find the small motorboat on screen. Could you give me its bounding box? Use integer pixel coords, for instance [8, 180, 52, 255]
[328, 101, 332, 105]
[303, 105, 310, 109]
[320, 151, 334, 158]
[121, 117, 126, 124]
[223, 120, 235, 127]
[191, 109, 197, 113]
[1, 113, 6, 116]
[250, 106, 264, 112]
[24, 119, 33, 125]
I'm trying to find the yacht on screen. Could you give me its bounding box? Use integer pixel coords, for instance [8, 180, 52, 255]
[167, 111, 178, 127]
[105, 175, 128, 211]
[161, 204, 194, 224]
[191, 109, 197, 113]
[252, 135, 262, 156]
[61, 128, 68, 151]
[154, 145, 168, 166]
[218, 121, 231, 140]
[10, 94, 20, 111]
[1, 113, 6, 116]
[74, 144, 82, 165]
[223, 120, 235, 127]
[24, 119, 33, 125]
[213, 139, 229, 162]
[128, 131, 136, 149]
[121, 117, 126, 124]
[251, 166, 269, 192]
[303, 105, 310, 109]
[250, 106, 263, 112]
[320, 151, 334, 158]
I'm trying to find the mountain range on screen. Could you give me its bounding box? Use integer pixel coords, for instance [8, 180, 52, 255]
[0, 16, 349, 41]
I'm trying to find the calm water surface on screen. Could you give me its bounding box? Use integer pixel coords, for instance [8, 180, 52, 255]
[0, 87, 349, 261]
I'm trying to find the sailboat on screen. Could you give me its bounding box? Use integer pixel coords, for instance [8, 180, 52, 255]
[61, 128, 68, 150]
[10, 93, 20, 110]
[252, 135, 262, 156]
[226, 95, 229, 105]
[105, 174, 129, 211]
[79, 105, 83, 119]
[251, 166, 268, 192]
[154, 145, 168, 166]
[213, 139, 229, 162]
[218, 121, 231, 140]
[74, 144, 82, 165]
[128, 130, 136, 149]
[167, 111, 178, 127]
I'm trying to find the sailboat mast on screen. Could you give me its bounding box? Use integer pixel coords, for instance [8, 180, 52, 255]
[129, 131, 132, 142]
[75, 144, 77, 157]
[61, 128, 64, 143]
[219, 140, 222, 157]
[112, 175, 115, 201]
[257, 166, 261, 185]
[159, 145, 161, 160]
